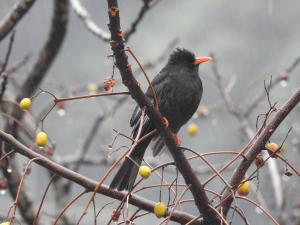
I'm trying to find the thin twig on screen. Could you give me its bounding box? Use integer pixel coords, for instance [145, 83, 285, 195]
[244, 57, 300, 118]
[127, 47, 158, 108]
[221, 87, 300, 215]
[70, 0, 110, 41]
[8, 157, 39, 223]
[32, 175, 56, 225]
[55, 91, 130, 102]
[0, 130, 205, 225]
[0, 31, 15, 76]
[53, 190, 88, 225]
[124, 0, 162, 41]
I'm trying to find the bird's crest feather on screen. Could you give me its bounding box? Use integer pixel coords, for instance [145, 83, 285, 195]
[168, 48, 195, 65]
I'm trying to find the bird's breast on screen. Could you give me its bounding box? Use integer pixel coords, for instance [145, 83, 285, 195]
[159, 75, 202, 131]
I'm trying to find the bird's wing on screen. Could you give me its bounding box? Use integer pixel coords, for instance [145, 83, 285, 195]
[130, 68, 170, 138]
[130, 105, 142, 127]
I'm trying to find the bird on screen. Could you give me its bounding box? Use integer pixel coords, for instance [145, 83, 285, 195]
[110, 48, 212, 191]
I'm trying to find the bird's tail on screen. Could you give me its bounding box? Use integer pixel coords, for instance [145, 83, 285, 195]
[110, 139, 150, 191]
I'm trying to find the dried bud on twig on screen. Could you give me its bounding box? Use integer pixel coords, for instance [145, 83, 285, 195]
[104, 77, 116, 92]
[111, 209, 121, 222]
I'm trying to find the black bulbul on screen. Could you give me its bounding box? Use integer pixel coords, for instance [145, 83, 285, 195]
[110, 48, 212, 190]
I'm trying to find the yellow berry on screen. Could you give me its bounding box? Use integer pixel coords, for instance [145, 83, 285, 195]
[36, 132, 48, 147]
[187, 123, 199, 136]
[265, 143, 286, 156]
[237, 181, 250, 196]
[153, 202, 167, 218]
[265, 142, 279, 153]
[19, 98, 32, 110]
[87, 83, 98, 94]
[138, 165, 151, 179]
[0, 222, 11, 225]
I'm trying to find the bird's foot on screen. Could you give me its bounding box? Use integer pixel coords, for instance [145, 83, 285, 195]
[162, 117, 169, 128]
[171, 133, 181, 146]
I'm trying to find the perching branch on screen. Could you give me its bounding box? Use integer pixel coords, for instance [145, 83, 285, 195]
[106, 1, 219, 224]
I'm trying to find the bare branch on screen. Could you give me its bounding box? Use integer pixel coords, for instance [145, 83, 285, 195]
[0, 0, 35, 41]
[62, 95, 128, 192]
[17, 0, 69, 101]
[106, 1, 219, 224]
[244, 56, 300, 118]
[0, 31, 15, 76]
[222, 86, 300, 215]
[0, 1, 69, 224]
[211, 53, 254, 139]
[210, 54, 298, 214]
[0, 31, 16, 99]
[70, 0, 110, 41]
[0, 129, 206, 225]
[124, 0, 162, 41]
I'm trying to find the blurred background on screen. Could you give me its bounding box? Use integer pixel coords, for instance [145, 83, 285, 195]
[1, 0, 300, 224]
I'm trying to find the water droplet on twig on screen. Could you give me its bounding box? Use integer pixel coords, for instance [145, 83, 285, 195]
[57, 109, 66, 117]
[280, 80, 288, 88]
[7, 167, 12, 173]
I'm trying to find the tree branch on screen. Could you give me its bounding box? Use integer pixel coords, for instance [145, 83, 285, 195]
[0, 0, 36, 41]
[106, 1, 219, 224]
[222, 86, 300, 215]
[0, 129, 205, 225]
[0, 1, 69, 224]
[244, 56, 300, 118]
[211, 54, 289, 210]
[0, 31, 16, 100]
[124, 0, 162, 41]
[70, 0, 110, 41]
[18, 0, 69, 101]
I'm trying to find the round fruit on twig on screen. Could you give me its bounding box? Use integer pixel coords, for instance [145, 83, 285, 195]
[36, 132, 48, 147]
[19, 98, 32, 110]
[237, 180, 250, 196]
[153, 202, 167, 218]
[187, 122, 199, 136]
[138, 165, 151, 179]
[265, 142, 285, 158]
[0, 222, 11, 225]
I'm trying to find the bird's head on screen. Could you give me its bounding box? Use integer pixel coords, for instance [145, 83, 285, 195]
[168, 48, 212, 71]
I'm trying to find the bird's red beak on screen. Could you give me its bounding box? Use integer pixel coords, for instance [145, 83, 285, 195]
[194, 56, 213, 65]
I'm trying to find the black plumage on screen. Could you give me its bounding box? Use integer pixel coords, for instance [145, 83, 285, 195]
[110, 48, 208, 190]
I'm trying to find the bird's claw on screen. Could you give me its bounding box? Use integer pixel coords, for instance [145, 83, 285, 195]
[161, 117, 180, 145]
